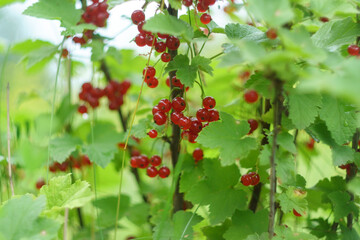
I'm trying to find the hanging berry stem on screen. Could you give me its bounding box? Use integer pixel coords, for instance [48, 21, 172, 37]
[268, 75, 284, 239]
[6, 83, 14, 197]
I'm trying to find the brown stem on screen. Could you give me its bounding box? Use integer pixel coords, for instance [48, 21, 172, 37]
[268, 75, 284, 239]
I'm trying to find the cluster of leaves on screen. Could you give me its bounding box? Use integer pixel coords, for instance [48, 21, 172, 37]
[0, 0, 360, 239]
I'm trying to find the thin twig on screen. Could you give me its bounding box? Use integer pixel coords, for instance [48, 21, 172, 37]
[242, 0, 257, 27]
[6, 83, 14, 197]
[63, 208, 69, 240]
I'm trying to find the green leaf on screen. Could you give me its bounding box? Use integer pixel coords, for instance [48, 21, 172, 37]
[277, 132, 296, 154]
[168, 0, 182, 10]
[312, 17, 360, 51]
[49, 135, 82, 163]
[197, 112, 257, 166]
[192, 55, 213, 76]
[93, 195, 130, 227]
[247, 0, 294, 27]
[143, 14, 193, 41]
[277, 187, 307, 214]
[348, 178, 360, 196]
[288, 93, 322, 129]
[90, 39, 105, 62]
[125, 203, 150, 226]
[23, 0, 82, 29]
[82, 143, 116, 168]
[225, 23, 266, 42]
[223, 210, 269, 240]
[310, 0, 357, 18]
[172, 211, 203, 240]
[274, 225, 317, 240]
[165, 55, 197, 87]
[180, 156, 204, 193]
[244, 73, 273, 99]
[185, 158, 247, 224]
[0, 195, 60, 240]
[319, 95, 357, 145]
[0, 0, 25, 8]
[332, 145, 354, 166]
[40, 174, 92, 210]
[202, 219, 231, 240]
[328, 191, 358, 221]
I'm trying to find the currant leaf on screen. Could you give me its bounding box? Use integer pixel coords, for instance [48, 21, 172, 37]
[328, 191, 358, 221]
[165, 55, 197, 87]
[197, 112, 257, 166]
[277, 187, 307, 214]
[225, 23, 266, 42]
[49, 135, 82, 163]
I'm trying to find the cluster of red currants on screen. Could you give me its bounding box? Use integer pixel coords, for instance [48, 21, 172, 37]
[49, 155, 92, 173]
[78, 80, 131, 114]
[130, 154, 171, 178]
[241, 172, 260, 186]
[143, 66, 159, 88]
[131, 10, 179, 63]
[182, 0, 214, 25]
[72, 0, 109, 45]
[348, 44, 360, 56]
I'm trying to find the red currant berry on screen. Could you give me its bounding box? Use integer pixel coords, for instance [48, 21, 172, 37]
[78, 105, 88, 114]
[148, 129, 158, 138]
[248, 119, 258, 134]
[171, 111, 183, 125]
[82, 82, 93, 92]
[293, 209, 302, 217]
[179, 116, 192, 130]
[166, 77, 170, 87]
[158, 166, 171, 178]
[208, 109, 219, 122]
[339, 164, 350, 170]
[200, 13, 212, 25]
[197, 2, 208, 12]
[138, 21, 151, 35]
[147, 77, 159, 88]
[130, 157, 138, 168]
[131, 10, 145, 25]
[241, 174, 252, 186]
[244, 90, 259, 103]
[183, 0, 193, 7]
[204, 0, 216, 6]
[158, 99, 171, 113]
[154, 111, 167, 125]
[348, 44, 360, 56]
[135, 33, 146, 47]
[137, 155, 150, 169]
[158, 33, 169, 39]
[203, 96, 216, 109]
[166, 36, 180, 50]
[131, 149, 141, 157]
[143, 66, 156, 80]
[155, 41, 166, 53]
[189, 117, 203, 134]
[250, 173, 260, 185]
[147, 166, 158, 178]
[266, 28, 277, 39]
[150, 155, 162, 166]
[188, 132, 198, 143]
[192, 148, 203, 162]
[152, 105, 161, 115]
[161, 53, 171, 62]
[36, 179, 45, 190]
[319, 17, 329, 22]
[62, 49, 69, 58]
[171, 76, 183, 88]
[145, 34, 156, 46]
[81, 155, 92, 166]
[196, 108, 210, 122]
[306, 138, 315, 150]
[172, 97, 186, 112]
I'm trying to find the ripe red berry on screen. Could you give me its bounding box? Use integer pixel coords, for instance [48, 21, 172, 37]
[81, 155, 92, 166]
[166, 77, 170, 87]
[143, 66, 156, 81]
[250, 172, 260, 185]
[155, 41, 166, 53]
[248, 119, 258, 134]
[266, 28, 277, 39]
[138, 21, 151, 35]
[348, 44, 360, 56]
[158, 99, 171, 113]
[196, 108, 210, 122]
[147, 166, 158, 178]
[82, 82, 93, 92]
[36, 179, 45, 190]
[203, 96, 216, 109]
[150, 155, 162, 166]
[78, 105, 88, 114]
[241, 174, 252, 186]
[306, 138, 315, 150]
[135, 33, 146, 47]
[179, 116, 192, 130]
[152, 105, 161, 115]
[166, 36, 180, 50]
[200, 13, 212, 25]
[130, 157, 138, 168]
[188, 132, 198, 143]
[192, 148, 203, 162]
[171, 111, 183, 125]
[293, 209, 302, 217]
[131, 10, 145, 25]
[319, 17, 329, 22]
[244, 90, 259, 103]
[137, 155, 150, 169]
[158, 33, 169, 39]
[197, 2, 208, 12]
[171, 76, 183, 88]
[153, 111, 167, 125]
[189, 118, 203, 134]
[147, 77, 159, 88]
[62, 49, 69, 58]
[148, 129, 158, 138]
[183, 0, 193, 7]
[172, 97, 186, 112]
[161, 53, 171, 62]
[145, 34, 156, 46]
[208, 109, 219, 122]
[158, 166, 171, 178]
